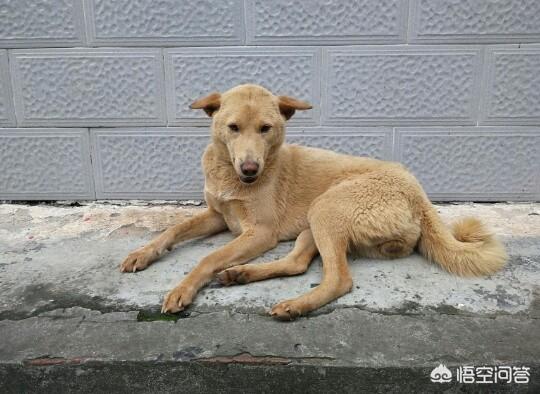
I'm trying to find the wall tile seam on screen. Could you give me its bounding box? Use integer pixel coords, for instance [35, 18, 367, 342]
[314, 47, 321, 125]
[83, 0, 97, 47]
[475, 46, 487, 126]
[404, 0, 413, 44]
[6, 44, 540, 54]
[241, 0, 249, 45]
[5, 49, 20, 126]
[3, 126, 540, 132]
[81, 0, 91, 46]
[75, 0, 88, 46]
[85, 126, 97, 199]
[0, 50, 16, 126]
[158, 48, 168, 126]
[2, 40, 540, 49]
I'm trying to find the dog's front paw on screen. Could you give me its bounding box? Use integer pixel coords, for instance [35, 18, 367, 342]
[161, 285, 194, 314]
[270, 300, 303, 321]
[119, 247, 157, 273]
[216, 267, 250, 285]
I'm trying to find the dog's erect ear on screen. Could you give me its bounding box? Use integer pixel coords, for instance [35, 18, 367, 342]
[277, 95, 312, 120]
[190, 92, 221, 117]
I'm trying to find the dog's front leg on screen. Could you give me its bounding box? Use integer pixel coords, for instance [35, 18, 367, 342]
[120, 208, 227, 272]
[161, 228, 277, 313]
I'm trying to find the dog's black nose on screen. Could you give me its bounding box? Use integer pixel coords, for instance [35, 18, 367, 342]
[240, 160, 259, 177]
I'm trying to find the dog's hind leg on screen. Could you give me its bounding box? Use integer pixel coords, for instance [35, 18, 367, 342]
[216, 229, 318, 285]
[270, 174, 421, 320]
[271, 193, 353, 320]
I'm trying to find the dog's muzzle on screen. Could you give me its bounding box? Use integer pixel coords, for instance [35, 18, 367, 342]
[239, 160, 260, 184]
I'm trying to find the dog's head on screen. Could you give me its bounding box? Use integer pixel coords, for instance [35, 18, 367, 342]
[190, 84, 312, 185]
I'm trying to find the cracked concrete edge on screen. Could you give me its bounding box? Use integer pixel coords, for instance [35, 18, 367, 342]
[1, 308, 539, 393]
[1, 285, 539, 323]
[1, 308, 539, 368]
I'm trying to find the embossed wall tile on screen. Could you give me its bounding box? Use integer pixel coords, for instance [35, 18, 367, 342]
[0, 128, 94, 199]
[0, 0, 85, 48]
[286, 128, 392, 160]
[394, 127, 540, 201]
[481, 46, 540, 125]
[0, 50, 15, 126]
[2, 1, 539, 202]
[10, 49, 166, 127]
[409, 0, 540, 43]
[85, 0, 244, 46]
[322, 46, 483, 126]
[164, 47, 320, 126]
[246, 0, 407, 45]
[91, 129, 210, 199]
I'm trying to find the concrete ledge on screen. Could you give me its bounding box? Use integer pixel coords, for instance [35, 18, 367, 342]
[0, 202, 539, 392]
[1, 308, 539, 393]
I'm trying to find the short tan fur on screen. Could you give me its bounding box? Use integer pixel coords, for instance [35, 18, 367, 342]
[120, 84, 507, 320]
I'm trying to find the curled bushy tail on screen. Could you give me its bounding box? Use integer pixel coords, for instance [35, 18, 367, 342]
[418, 204, 507, 277]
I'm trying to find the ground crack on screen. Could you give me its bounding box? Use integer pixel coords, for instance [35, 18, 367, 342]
[193, 351, 334, 366]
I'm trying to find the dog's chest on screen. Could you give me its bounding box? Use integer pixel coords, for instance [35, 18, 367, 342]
[204, 188, 244, 235]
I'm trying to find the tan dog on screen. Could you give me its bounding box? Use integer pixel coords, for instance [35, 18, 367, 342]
[120, 84, 507, 320]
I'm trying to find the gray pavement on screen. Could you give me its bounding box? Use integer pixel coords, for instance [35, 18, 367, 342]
[0, 201, 539, 393]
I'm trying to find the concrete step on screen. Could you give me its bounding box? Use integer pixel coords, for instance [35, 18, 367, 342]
[0, 202, 539, 392]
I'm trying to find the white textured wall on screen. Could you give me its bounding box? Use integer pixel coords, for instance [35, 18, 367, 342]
[0, 0, 539, 201]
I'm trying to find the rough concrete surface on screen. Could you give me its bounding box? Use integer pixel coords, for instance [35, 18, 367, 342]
[0, 201, 539, 393]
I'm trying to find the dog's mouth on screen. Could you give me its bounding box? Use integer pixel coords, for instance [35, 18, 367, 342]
[239, 175, 258, 184]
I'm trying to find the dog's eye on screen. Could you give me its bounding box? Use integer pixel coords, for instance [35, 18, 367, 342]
[228, 124, 239, 132]
[260, 124, 271, 133]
